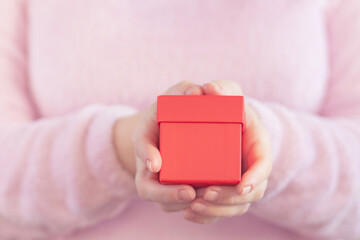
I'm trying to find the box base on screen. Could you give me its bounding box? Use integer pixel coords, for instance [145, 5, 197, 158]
[159, 122, 242, 187]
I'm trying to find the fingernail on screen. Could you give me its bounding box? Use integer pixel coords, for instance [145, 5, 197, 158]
[145, 159, 153, 172]
[192, 203, 206, 213]
[177, 189, 194, 202]
[242, 185, 253, 195]
[210, 82, 223, 93]
[204, 190, 220, 202]
[184, 86, 196, 95]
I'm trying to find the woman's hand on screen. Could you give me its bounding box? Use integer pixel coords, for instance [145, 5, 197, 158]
[183, 80, 273, 224]
[115, 80, 272, 223]
[131, 81, 204, 212]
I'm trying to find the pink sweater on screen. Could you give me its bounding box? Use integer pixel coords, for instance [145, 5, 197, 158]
[0, 0, 359, 239]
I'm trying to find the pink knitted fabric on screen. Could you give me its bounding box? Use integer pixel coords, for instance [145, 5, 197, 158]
[0, 0, 359, 239]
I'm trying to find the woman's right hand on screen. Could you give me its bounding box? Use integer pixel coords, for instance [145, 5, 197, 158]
[132, 81, 203, 213]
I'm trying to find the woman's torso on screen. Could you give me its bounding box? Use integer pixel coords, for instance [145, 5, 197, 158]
[27, 1, 329, 239]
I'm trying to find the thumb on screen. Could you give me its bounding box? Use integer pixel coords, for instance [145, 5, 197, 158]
[135, 81, 203, 173]
[164, 80, 204, 95]
[202, 80, 243, 96]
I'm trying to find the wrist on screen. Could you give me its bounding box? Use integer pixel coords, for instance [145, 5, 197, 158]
[114, 112, 143, 176]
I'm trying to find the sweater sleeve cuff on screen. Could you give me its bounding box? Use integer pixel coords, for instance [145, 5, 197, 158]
[85, 105, 138, 199]
[245, 98, 289, 200]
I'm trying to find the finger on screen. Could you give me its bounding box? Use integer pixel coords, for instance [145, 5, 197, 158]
[160, 202, 192, 213]
[184, 209, 222, 224]
[190, 199, 251, 218]
[135, 160, 196, 203]
[202, 181, 268, 205]
[132, 123, 162, 172]
[237, 105, 273, 195]
[202, 80, 243, 96]
[156, 81, 202, 170]
[237, 158, 271, 195]
[164, 80, 203, 95]
[185, 85, 204, 95]
[131, 101, 162, 172]
[134, 81, 203, 173]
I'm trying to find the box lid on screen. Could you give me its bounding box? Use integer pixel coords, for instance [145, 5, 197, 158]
[157, 95, 244, 126]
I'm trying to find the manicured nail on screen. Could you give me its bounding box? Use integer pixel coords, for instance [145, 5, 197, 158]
[177, 189, 194, 202]
[192, 203, 206, 213]
[145, 159, 153, 172]
[185, 86, 196, 95]
[204, 190, 220, 202]
[210, 82, 223, 93]
[242, 185, 253, 195]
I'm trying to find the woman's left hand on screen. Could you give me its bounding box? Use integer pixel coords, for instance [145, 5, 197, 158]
[183, 80, 273, 224]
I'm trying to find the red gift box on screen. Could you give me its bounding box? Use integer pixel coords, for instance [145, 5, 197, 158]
[157, 95, 245, 187]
